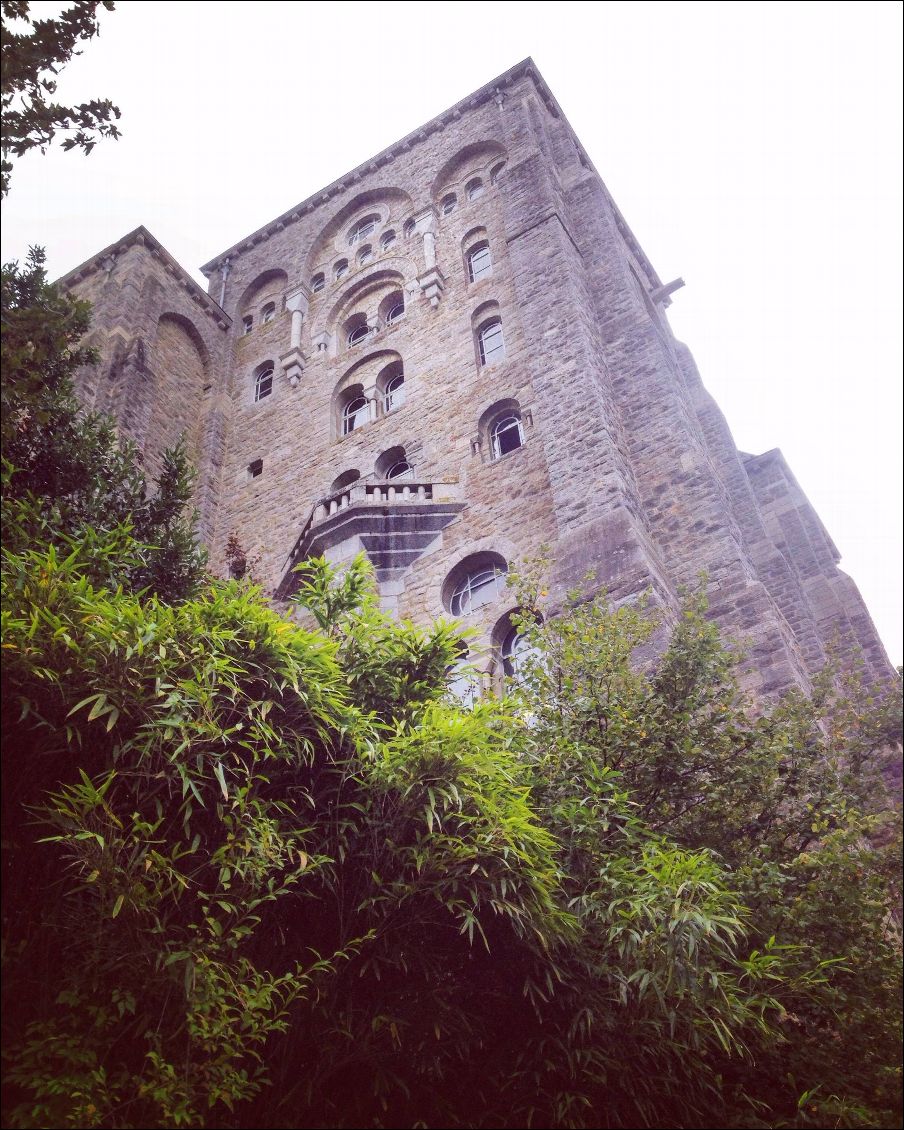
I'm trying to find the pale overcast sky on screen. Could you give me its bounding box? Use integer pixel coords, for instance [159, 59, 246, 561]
[3, 1, 901, 665]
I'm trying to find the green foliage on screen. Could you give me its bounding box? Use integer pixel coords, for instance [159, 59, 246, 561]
[1, 378, 899, 1130]
[1, 0, 121, 197]
[4, 545, 899, 1127]
[506, 565, 902, 1127]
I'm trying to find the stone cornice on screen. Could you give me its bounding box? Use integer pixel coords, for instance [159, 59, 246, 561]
[58, 226, 231, 330]
[198, 58, 662, 290]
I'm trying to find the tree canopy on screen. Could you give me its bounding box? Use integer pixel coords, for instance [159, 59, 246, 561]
[1, 0, 120, 197]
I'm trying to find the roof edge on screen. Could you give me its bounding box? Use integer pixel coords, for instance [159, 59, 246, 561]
[58, 225, 230, 329]
[196, 58, 662, 289]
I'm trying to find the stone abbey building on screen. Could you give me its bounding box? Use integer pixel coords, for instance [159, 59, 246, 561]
[62, 59, 891, 695]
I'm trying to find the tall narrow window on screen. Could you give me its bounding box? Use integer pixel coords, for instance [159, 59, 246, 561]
[467, 242, 492, 283]
[478, 318, 505, 365]
[357, 245, 373, 266]
[254, 365, 274, 402]
[242, 314, 253, 335]
[342, 395, 370, 435]
[311, 273, 325, 293]
[380, 230, 396, 250]
[383, 371, 405, 413]
[403, 219, 416, 237]
[448, 650, 480, 708]
[261, 302, 276, 324]
[491, 414, 523, 458]
[441, 193, 457, 216]
[334, 259, 349, 280]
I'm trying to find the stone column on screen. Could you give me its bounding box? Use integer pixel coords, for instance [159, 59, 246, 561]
[285, 286, 309, 348]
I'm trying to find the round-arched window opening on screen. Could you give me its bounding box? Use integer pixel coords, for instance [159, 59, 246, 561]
[329, 468, 361, 494]
[501, 625, 538, 679]
[348, 215, 378, 245]
[380, 230, 396, 251]
[347, 323, 370, 348]
[446, 556, 508, 616]
[385, 300, 405, 325]
[342, 395, 370, 435]
[386, 460, 413, 480]
[466, 178, 484, 201]
[254, 364, 274, 402]
[491, 414, 524, 458]
[382, 370, 405, 413]
[334, 259, 349, 281]
[478, 318, 505, 366]
[467, 242, 492, 283]
[242, 314, 254, 335]
[310, 273, 325, 293]
[447, 647, 480, 708]
[403, 219, 416, 238]
[357, 245, 373, 266]
[490, 162, 506, 185]
[441, 193, 457, 216]
[261, 302, 276, 324]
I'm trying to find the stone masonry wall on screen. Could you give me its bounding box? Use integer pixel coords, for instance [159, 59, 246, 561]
[60, 60, 892, 692]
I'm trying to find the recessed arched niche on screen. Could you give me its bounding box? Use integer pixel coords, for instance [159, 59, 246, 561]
[430, 141, 508, 204]
[234, 269, 288, 328]
[149, 311, 209, 475]
[303, 188, 414, 282]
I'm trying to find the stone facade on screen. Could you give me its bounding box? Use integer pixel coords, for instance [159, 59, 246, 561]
[60, 59, 892, 695]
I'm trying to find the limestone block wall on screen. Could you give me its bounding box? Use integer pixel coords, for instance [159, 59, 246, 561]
[59, 59, 892, 691]
[61, 230, 231, 540]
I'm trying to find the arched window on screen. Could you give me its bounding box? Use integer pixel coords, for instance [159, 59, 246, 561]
[478, 318, 505, 365]
[491, 414, 524, 458]
[490, 162, 506, 185]
[254, 364, 274, 402]
[334, 259, 349, 280]
[342, 395, 370, 435]
[385, 299, 405, 325]
[357, 245, 373, 266]
[310, 272, 325, 293]
[466, 178, 484, 201]
[386, 459, 413, 479]
[242, 314, 253, 335]
[380, 230, 396, 251]
[376, 445, 412, 479]
[446, 558, 508, 616]
[330, 468, 361, 494]
[261, 302, 276, 324]
[441, 193, 457, 216]
[403, 219, 416, 238]
[348, 216, 378, 245]
[347, 323, 370, 348]
[382, 369, 405, 413]
[467, 241, 492, 283]
[501, 625, 535, 678]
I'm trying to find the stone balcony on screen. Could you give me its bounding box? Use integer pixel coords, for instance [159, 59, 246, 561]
[276, 477, 466, 600]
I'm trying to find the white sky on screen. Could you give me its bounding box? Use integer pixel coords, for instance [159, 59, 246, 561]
[3, 0, 901, 665]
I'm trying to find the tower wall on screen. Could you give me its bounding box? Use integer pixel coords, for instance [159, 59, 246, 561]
[60, 60, 893, 693]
